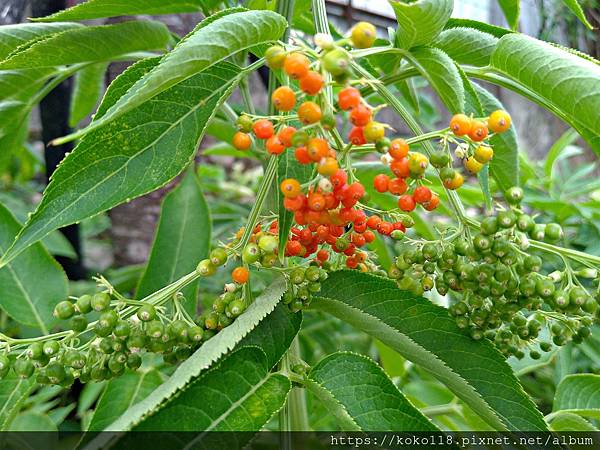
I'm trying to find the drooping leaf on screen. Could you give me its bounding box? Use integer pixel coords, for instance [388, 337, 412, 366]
[307, 352, 437, 431]
[444, 18, 513, 38]
[0, 22, 82, 60]
[33, 0, 208, 22]
[0, 203, 67, 333]
[433, 27, 498, 67]
[409, 47, 464, 113]
[312, 271, 547, 431]
[0, 58, 242, 266]
[0, 373, 35, 430]
[0, 21, 171, 69]
[69, 62, 108, 127]
[56, 8, 287, 144]
[560, 0, 594, 30]
[82, 277, 286, 440]
[554, 374, 600, 419]
[549, 412, 597, 431]
[490, 33, 600, 154]
[497, 0, 520, 30]
[390, 0, 454, 50]
[87, 370, 164, 431]
[136, 170, 211, 316]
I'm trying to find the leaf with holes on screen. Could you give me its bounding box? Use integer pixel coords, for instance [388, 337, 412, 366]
[554, 374, 600, 419]
[490, 33, 600, 154]
[69, 62, 108, 127]
[0, 58, 242, 267]
[307, 352, 438, 431]
[136, 170, 211, 315]
[434, 27, 498, 67]
[311, 271, 547, 431]
[0, 21, 171, 69]
[0, 203, 67, 333]
[390, 0, 454, 50]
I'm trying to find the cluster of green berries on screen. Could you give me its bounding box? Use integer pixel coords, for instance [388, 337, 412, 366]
[282, 265, 328, 312]
[196, 286, 248, 334]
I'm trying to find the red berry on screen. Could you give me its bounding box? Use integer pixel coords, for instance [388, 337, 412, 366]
[317, 249, 329, 262]
[350, 104, 372, 126]
[388, 177, 408, 195]
[363, 230, 375, 243]
[373, 174, 389, 193]
[398, 194, 416, 212]
[299, 71, 324, 95]
[390, 158, 410, 178]
[348, 126, 366, 145]
[286, 240, 302, 256]
[278, 126, 297, 147]
[366, 215, 381, 229]
[253, 119, 274, 139]
[413, 185, 432, 204]
[295, 146, 311, 164]
[266, 135, 285, 155]
[330, 169, 348, 188]
[338, 86, 361, 110]
[377, 221, 393, 235]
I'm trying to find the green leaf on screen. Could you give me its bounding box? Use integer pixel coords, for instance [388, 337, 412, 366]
[136, 170, 211, 315]
[560, 0, 593, 30]
[478, 164, 493, 211]
[554, 374, 600, 419]
[87, 370, 164, 431]
[434, 27, 498, 67]
[83, 277, 286, 438]
[544, 128, 580, 178]
[0, 203, 67, 333]
[0, 373, 35, 430]
[409, 47, 464, 113]
[9, 412, 57, 432]
[307, 352, 437, 431]
[390, 0, 454, 50]
[444, 18, 513, 38]
[33, 0, 208, 22]
[58, 9, 287, 144]
[69, 62, 108, 127]
[312, 271, 547, 431]
[549, 412, 598, 431]
[490, 34, 600, 154]
[0, 21, 171, 69]
[497, 0, 520, 30]
[0, 58, 242, 266]
[0, 22, 82, 60]
[473, 83, 520, 191]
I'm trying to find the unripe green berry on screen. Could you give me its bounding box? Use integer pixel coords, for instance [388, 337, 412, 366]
[113, 320, 131, 339]
[322, 48, 349, 76]
[188, 326, 204, 344]
[91, 293, 111, 312]
[497, 210, 516, 228]
[530, 224, 545, 240]
[236, 114, 254, 132]
[146, 320, 164, 339]
[14, 359, 34, 378]
[505, 187, 524, 204]
[65, 350, 86, 369]
[54, 300, 75, 320]
[27, 342, 44, 360]
[70, 315, 88, 333]
[76, 294, 93, 314]
[0, 356, 10, 379]
[137, 304, 156, 322]
[290, 268, 305, 284]
[227, 299, 246, 317]
[375, 137, 391, 154]
[127, 353, 142, 370]
[99, 309, 118, 329]
[544, 223, 563, 242]
[305, 266, 320, 282]
[480, 217, 498, 236]
[258, 235, 278, 254]
[43, 340, 60, 356]
[168, 320, 189, 343]
[209, 247, 228, 266]
[99, 337, 115, 354]
[196, 259, 216, 277]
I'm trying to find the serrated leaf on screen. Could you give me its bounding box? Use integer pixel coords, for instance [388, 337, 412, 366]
[33, 0, 208, 22]
[83, 277, 286, 440]
[554, 374, 600, 419]
[473, 83, 520, 191]
[0, 21, 170, 70]
[560, 0, 594, 30]
[69, 62, 108, 127]
[390, 0, 454, 50]
[0, 22, 82, 60]
[444, 18, 513, 38]
[490, 34, 600, 155]
[308, 352, 437, 431]
[0, 373, 35, 431]
[136, 170, 210, 315]
[0, 59, 242, 266]
[497, 0, 520, 30]
[0, 203, 67, 333]
[58, 9, 287, 144]
[87, 370, 164, 431]
[312, 271, 547, 431]
[409, 47, 464, 113]
[549, 412, 597, 431]
[434, 27, 498, 67]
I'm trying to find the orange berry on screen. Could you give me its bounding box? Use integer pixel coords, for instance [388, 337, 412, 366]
[308, 192, 326, 211]
[278, 126, 296, 147]
[389, 138, 409, 159]
[424, 193, 440, 211]
[390, 157, 410, 178]
[350, 104, 371, 126]
[295, 146, 311, 164]
[283, 195, 306, 211]
[317, 249, 329, 262]
[253, 119, 274, 139]
[443, 172, 464, 190]
[299, 71, 324, 95]
[366, 215, 381, 229]
[284, 53, 310, 79]
[488, 110, 512, 133]
[232, 266, 249, 284]
[449, 114, 472, 136]
[338, 86, 361, 110]
[413, 185, 432, 204]
[232, 131, 251, 151]
[388, 177, 408, 195]
[298, 101, 322, 124]
[348, 126, 366, 145]
[317, 157, 339, 176]
[307, 138, 329, 162]
[272, 86, 296, 111]
[280, 178, 301, 198]
[468, 121, 489, 142]
[373, 174, 389, 193]
[398, 194, 416, 212]
[266, 135, 285, 155]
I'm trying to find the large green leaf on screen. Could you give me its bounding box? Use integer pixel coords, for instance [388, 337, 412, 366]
[34, 0, 208, 22]
[549, 412, 597, 431]
[56, 9, 287, 144]
[390, 0, 454, 50]
[0, 58, 242, 266]
[0, 373, 35, 430]
[0, 203, 67, 333]
[554, 374, 600, 419]
[490, 34, 600, 154]
[497, 0, 520, 30]
[87, 370, 164, 431]
[311, 271, 547, 431]
[0, 22, 82, 60]
[433, 27, 498, 67]
[69, 62, 108, 127]
[0, 21, 170, 70]
[307, 352, 437, 431]
[82, 277, 286, 440]
[136, 170, 211, 315]
[409, 47, 464, 113]
[473, 83, 520, 191]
